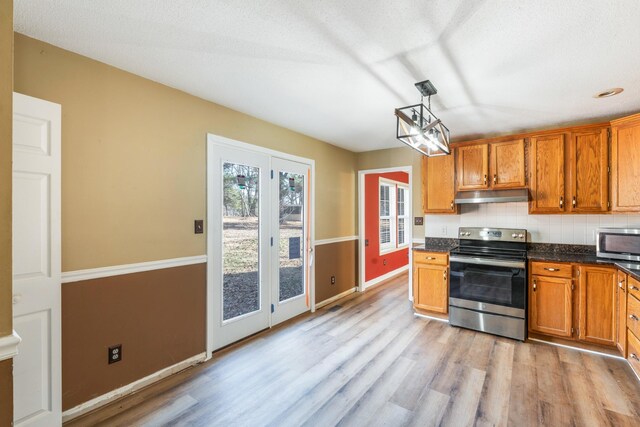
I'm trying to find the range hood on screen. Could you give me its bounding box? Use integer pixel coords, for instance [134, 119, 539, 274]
[454, 189, 529, 204]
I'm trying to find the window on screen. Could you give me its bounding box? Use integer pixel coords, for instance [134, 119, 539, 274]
[397, 185, 409, 247]
[379, 179, 409, 254]
[379, 183, 395, 251]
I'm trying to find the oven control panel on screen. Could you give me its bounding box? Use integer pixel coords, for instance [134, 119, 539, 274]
[459, 227, 527, 242]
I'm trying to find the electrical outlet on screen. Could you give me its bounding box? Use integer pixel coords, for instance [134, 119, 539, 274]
[108, 344, 122, 364]
[383, 259, 387, 266]
[330, 276, 336, 285]
[441, 226, 448, 236]
[194, 220, 204, 234]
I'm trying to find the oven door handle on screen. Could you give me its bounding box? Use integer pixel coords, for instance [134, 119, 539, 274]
[450, 256, 525, 269]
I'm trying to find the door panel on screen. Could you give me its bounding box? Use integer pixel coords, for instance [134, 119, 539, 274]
[12, 93, 61, 426]
[490, 139, 526, 189]
[529, 275, 572, 338]
[578, 266, 616, 346]
[611, 118, 640, 212]
[271, 158, 310, 326]
[456, 144, 489, 191]
[617, 271, 628, 356]
[413, 263, 447, 313]
[209, 147, 271, 351]
[529, 134, 566, 213]
[423, 155, 457, 213]
[569, 128, 609, 212]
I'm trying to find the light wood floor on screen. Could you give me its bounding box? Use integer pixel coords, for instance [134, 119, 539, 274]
[69, 273, 640, 427]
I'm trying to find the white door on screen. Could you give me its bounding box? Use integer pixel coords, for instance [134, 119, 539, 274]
[208, 145, 271, 351]
[271, 158, 311, 325]
[12, 93, 62, 426]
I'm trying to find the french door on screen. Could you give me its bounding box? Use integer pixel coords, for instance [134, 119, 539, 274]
[208, 138, 311, 352]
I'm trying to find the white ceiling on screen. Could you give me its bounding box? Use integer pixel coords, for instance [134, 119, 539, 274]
[14, 0, 640, 152]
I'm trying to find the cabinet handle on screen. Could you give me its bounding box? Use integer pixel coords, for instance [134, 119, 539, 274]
[619, 280, 626, 289]
[426, 257, 436, 260]
[630, 314, 639, 321]
[443, 270, 447, 282]
[560, 196, 564, 208]
[572, 196, 577, 208]
[632, 353, 640, 361]
[533, 280, 537, 291]
[450, 201, 454, 209]
[493, 174, 497, 184]
[631, 285, 639, 291]
[544, 268, 559, 272]
[484, 174, 487, 185]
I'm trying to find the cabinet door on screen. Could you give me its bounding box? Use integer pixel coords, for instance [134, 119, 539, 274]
[529, 275, 573, 338]
[413, 263, 448, 313]
[423, 154, 458, 214]
[611, 116, 640, 212]
[529, 134, 566, 213]
[578, 266, 616, 346]
[490, 139, 526, 189]
[617, 271, 628, 356]
[456, 144, 489, 191]
[569, 127, 609, 212]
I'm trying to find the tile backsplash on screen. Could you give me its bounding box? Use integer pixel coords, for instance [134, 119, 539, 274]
[425, 202, 640, 245]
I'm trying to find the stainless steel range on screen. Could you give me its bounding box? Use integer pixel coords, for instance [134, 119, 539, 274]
[449, 227, 527, 341]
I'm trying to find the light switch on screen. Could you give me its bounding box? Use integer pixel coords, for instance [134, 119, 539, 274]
[194, 220, 204, 234]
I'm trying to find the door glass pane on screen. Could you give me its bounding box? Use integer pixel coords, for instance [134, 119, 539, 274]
[279, 172, 305, 302]
[222, 162, 260, 321]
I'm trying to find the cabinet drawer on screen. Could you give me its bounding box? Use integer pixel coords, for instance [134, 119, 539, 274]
[627, 329, 640, 377]
[629, 276, 640, 301]
[414, 251, 448, 266]
[628, 294, 640, 339]
[531, 261, 572, 279]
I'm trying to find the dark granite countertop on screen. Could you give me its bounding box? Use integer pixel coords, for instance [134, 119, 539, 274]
[413, 238, 457, 253]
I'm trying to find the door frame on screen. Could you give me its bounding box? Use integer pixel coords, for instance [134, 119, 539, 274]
[206, 134, 315, 357]
[357, 166, 413, 297]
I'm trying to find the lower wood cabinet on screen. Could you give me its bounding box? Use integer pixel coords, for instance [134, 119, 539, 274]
[529, 274, 573, 338]
[529, 262, 617, 348]
[413, 252, 448, 314]
[578, 265, 616, 346]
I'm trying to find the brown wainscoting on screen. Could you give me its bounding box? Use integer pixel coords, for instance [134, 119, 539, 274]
[0, 358, 12, 426]
[314, 239, 358, 304]
[61, 263, 206, 411]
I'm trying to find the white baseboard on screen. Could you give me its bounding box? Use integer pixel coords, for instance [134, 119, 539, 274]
[62, 255, 208, 283]
[414, 312, 449, 323]
[62, 352, 207, 422]
[0, 330, 22, 361]
[362, 265, 409, 291]
[316, 287, 357, 309]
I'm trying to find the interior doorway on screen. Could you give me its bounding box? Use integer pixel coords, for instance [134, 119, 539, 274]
[206, 135, 315, 353]
[358, 167, 413, 294]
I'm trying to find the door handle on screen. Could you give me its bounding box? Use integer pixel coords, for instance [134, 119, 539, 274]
[450, 201, 454, 209]
[572, 196, 577, 208]
[443, 270, 447, 282]
[12, 294, 21, 305]
[533, 280, 537, 291]
[630, 314, 639, 321]
[493, 174, 497, 184]
[560, 196, 564, 209]
[631, 285, 639, 291]
[632, 353, 640, 361]
[484, 174, 487, 185]
[619, 280, 626, 289]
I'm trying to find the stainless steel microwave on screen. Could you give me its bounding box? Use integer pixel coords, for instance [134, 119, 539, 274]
[597, 228, 640, 262]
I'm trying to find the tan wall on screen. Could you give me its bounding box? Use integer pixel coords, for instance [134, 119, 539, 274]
[14, 34, 358, 272]
[315, 240, 358, 303]
[0, 1, 13, 423]
[356, 147, 424, 241]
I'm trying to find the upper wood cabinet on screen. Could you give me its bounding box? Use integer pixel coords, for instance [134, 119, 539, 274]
[611, 113, 640, 212]
[490, 139, 526, 189]
[529, 274, 573, 338]
[529, 133, 566, 213]
[617, 270, 628, 356]
[578, 265, 616, 347]
[568, 127, 609, 213]
[456, 140, 526, 192]
[422, 154, 458, 214]
[456, 144, 489, 190]
[413, 253, 448, 314]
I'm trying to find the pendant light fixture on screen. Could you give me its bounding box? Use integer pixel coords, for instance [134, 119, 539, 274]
[395, 80, 451, 156]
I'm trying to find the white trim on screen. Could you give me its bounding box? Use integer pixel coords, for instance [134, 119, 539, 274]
[527, 338, 625, 360]
[315, 287, 357, 309]
[412, 238, 425, 244]
[314, 235, 358, 246]
[61, 255, 208, 283]
[205, 133, 315, 165]
[413, 313, 450, 323]
[0, 330, 22, 361]
[62, 352, 207, 422]
[358, 166, 413, 295]
[362, 265, 409, 290]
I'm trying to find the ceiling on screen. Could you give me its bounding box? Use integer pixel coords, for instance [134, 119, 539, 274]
[14, 0, 640, 152]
